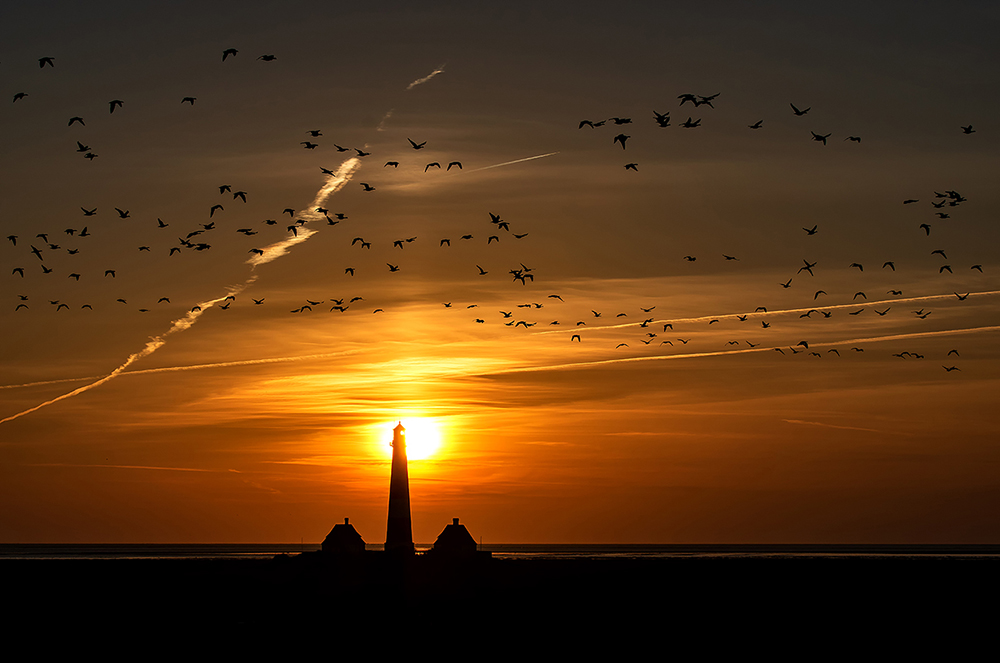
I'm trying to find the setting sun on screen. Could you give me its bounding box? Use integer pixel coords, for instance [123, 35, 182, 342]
[376, 418, 443, 461]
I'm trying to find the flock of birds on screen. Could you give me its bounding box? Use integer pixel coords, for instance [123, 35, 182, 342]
[2, 53, 989, 382]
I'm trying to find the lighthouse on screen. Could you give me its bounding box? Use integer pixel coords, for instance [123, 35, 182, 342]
[385, 422, 414, 554]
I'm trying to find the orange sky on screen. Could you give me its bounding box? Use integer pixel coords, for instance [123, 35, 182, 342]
[2, 1, 999, 543]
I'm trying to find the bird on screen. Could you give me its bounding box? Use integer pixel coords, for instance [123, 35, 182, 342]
[307, 130, 323, 137]
[109, 99, 124, 113]
[13, 92, 27, 102]
[257, 54, 277, 61]
[210, 204, 224, 217]
[39, 57, 55, 68]
[476, 265, 488, 275]
[943, 365, 961, 372]
[222, 48, 238, 61]
[76, 141, 91, 153]
[790, 103, 810, 116]
[680, 117, 701, 128]
[624, 163, 638, 171]
[920, 224, 931, 235]
[845, 136, 861, 143]
[613, 134, 630, 149]
[384, 162, 399, 168]
[408, 138, 427, 149]
[447, 161, 462, 170]
[803, 225, 818, 235]
[387, 263, 400, 272]
[883, 261, 896, 271]
[875, 308, 890, 316]
[181, 97, 197, 104]
[971, 265, 983, 272]
[903, 199, 919, 204]
[355, 149, 371, 157]
[940, 265, 953, 274]
[849, 262, 863, 271]
[301, 142, 318, 149]
[799, 260, 817, 275]
[780, 278, 792, 289]
[68, 116, 85, 127]
[961, 125, 975, 134]
[811, 131, 831, 145]
[748, 120, 763, 129]
[424, 162, 441, 171]
[360, 183, 375, 191]
[571, 335, 581, 342]
[105, 270, 116, 277]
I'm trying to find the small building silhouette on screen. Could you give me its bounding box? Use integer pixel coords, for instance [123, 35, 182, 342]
[321, 518, 366, 555]
[430, 518, 479, 559]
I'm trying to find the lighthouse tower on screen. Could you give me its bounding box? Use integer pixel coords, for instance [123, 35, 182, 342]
[385, 422, 414, 554]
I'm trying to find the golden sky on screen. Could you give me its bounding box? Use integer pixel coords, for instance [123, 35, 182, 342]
[2, 1, 999, 543]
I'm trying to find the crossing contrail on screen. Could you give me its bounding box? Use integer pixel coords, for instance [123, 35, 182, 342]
[1, 159, 361, 425]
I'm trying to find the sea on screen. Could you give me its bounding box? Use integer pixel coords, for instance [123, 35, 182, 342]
[2, 542, 999, 560]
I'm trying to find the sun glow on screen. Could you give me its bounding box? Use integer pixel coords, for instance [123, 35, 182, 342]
[377, 418, 443, 461]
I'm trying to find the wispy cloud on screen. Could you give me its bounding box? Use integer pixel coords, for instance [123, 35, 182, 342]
[406, 64, 445, 90]
[376, 109, 394, 132]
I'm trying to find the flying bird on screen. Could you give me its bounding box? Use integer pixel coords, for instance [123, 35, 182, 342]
[222, 48, 238, 61]
[408, 138, 427, 149]
[39, 57, 55, 68]
[790, 103, 810, 116]
[109, 99, 124, 113]
[181, 97, 196, 104]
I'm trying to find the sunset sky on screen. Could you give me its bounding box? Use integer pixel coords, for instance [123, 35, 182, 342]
[2, 1, 999, 544]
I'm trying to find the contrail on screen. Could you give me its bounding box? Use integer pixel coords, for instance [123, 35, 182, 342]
[486, 324, 1000, 375]
[248, 158, 359, 267]
[0, 350, 363, 390]
[406, 65, 445, 90]
[466, 152, 559, 173]
[536, 289, 1000, 335]
[2, 158, 361, 424]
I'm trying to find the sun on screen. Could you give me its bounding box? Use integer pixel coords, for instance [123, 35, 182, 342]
[377, 418, 443, 461]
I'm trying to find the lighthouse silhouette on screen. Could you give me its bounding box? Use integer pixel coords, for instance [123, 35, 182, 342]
[385, 422, 415, 554]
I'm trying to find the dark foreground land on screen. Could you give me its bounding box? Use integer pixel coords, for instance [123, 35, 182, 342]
[5, 553, 996, 652]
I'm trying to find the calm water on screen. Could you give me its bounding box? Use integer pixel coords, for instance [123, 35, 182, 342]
[2, 543, 999, 560]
